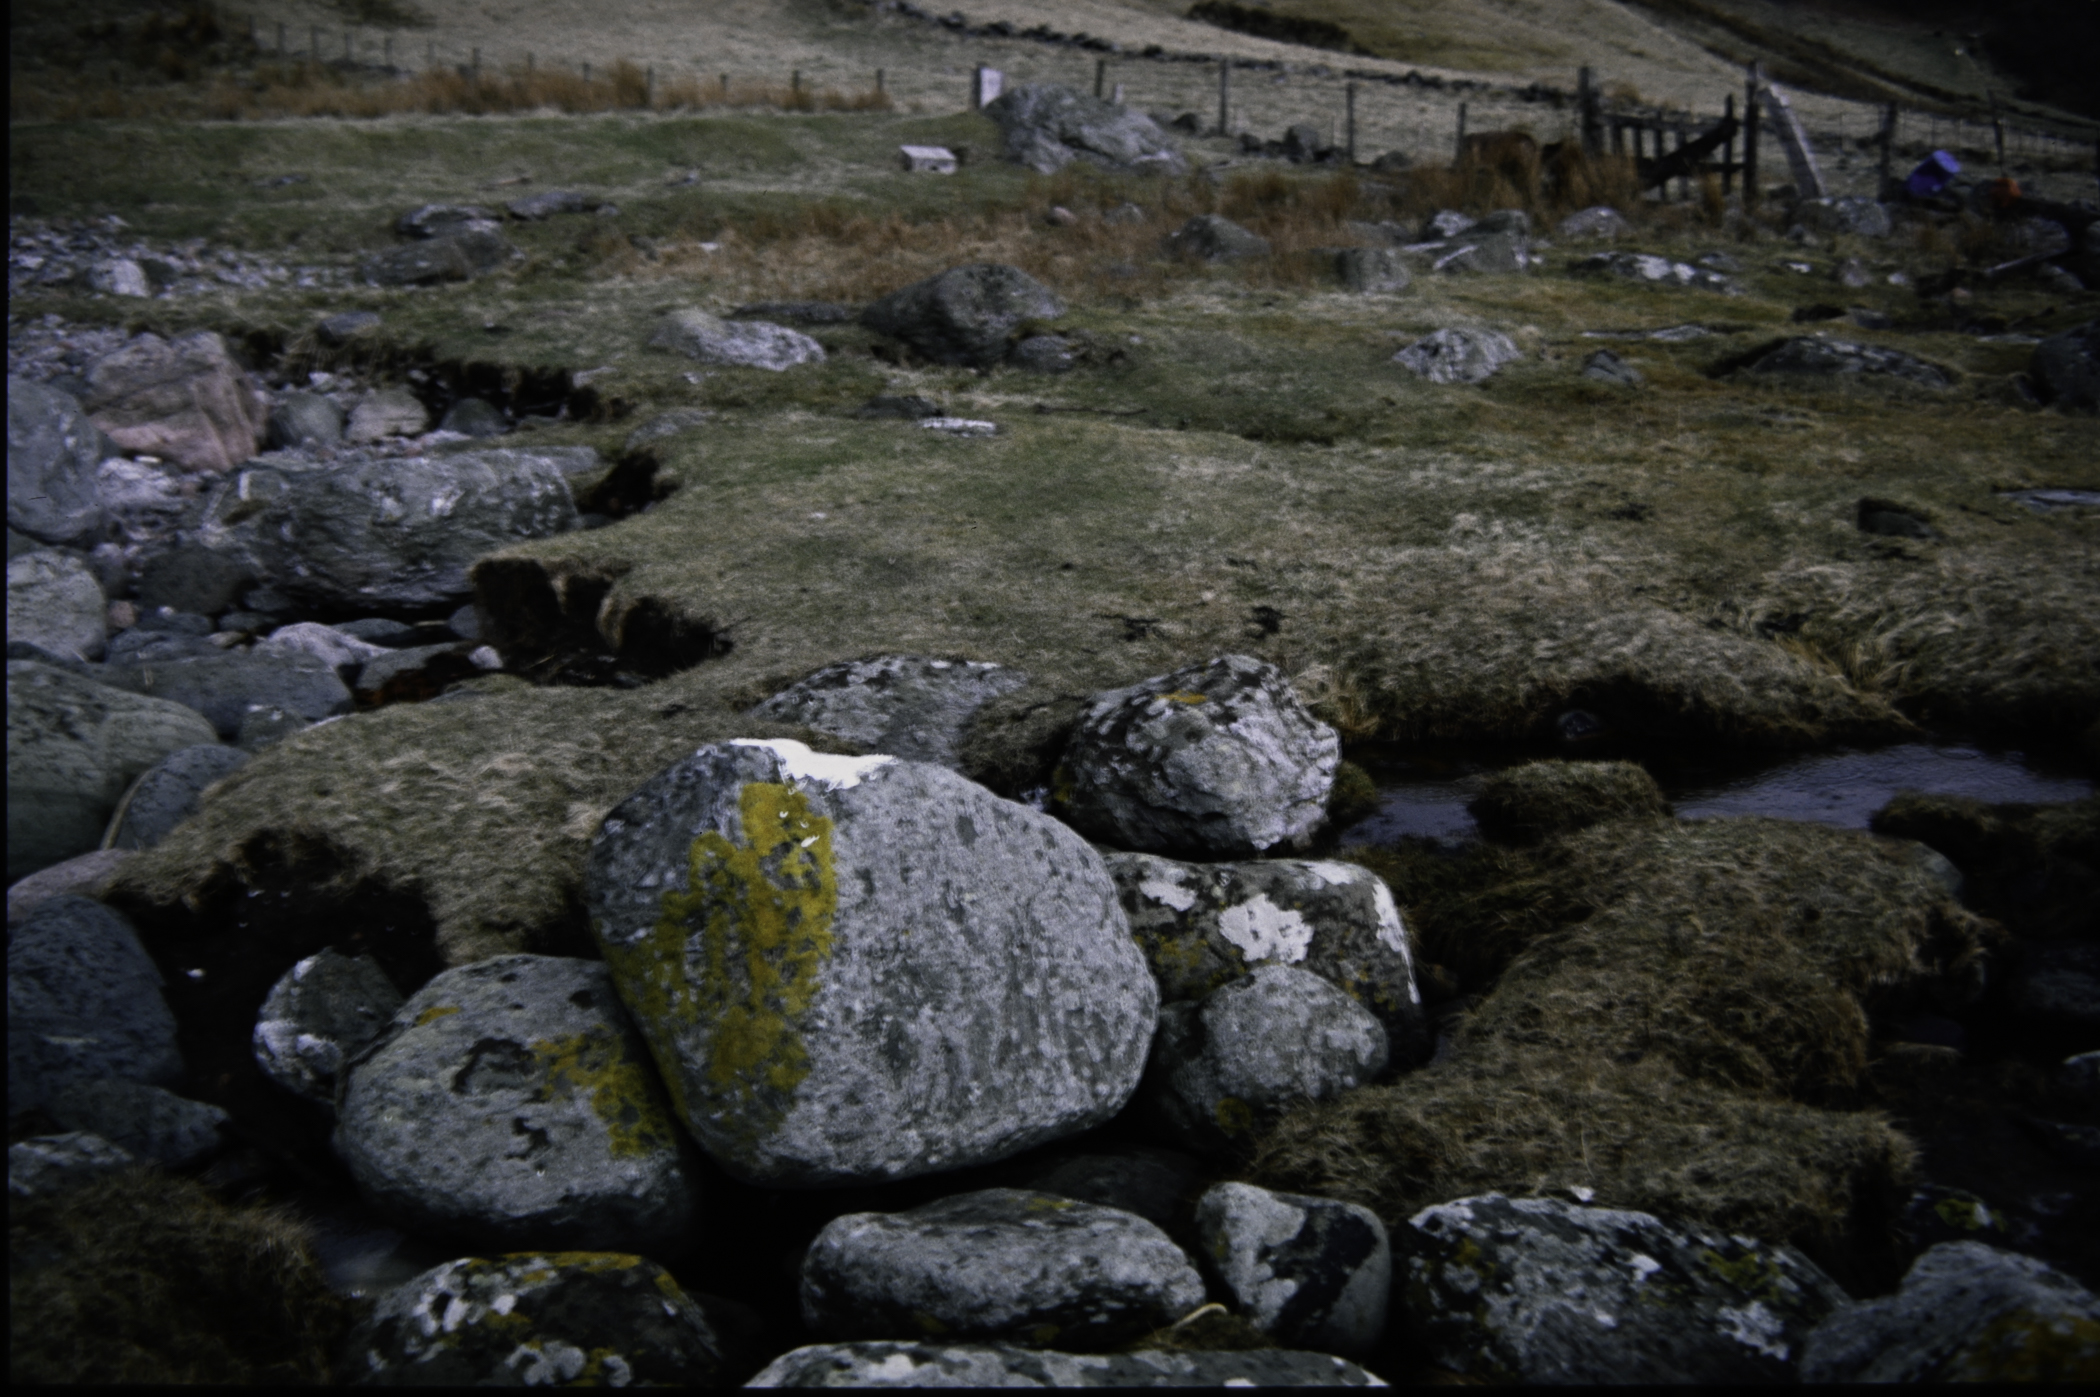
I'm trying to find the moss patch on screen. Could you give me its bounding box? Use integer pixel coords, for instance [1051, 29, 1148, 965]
[1469, 759, 1672, 844]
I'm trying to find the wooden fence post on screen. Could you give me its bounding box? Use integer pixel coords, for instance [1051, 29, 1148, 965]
[1455, 101, 1468, 163]
[1578, 66, 1603, 156]
[1095, 59, 1105, 100]
[1217, 58, 1229, 135]
[1990, 93, 2006, 174]
[1722, 93, 1736, 195]
[1878, 103, 1896, 189]
[1346, 82, 1357, 163]
[1743, 62, 1762, 209]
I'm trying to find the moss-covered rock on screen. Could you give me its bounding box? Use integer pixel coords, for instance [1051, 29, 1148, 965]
[1468, 758, 1670, 843]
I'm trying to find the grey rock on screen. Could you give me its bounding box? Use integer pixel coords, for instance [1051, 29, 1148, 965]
[5, 847, 131, 927]
[7, 895, 184, 1117]
[1058, 654, 1339, 859]
[135, 607, 217, 636]
[1474, 210, 1532, 237]
[394, 204, 499, 239]
[1343, 219, 1410, 246]
[584, 739, 1156, 1187]
[1835, 256, 1872, 289]
[649, 310, 826, 371]
[854, 395, 943, 420]
[7, 1131, 138, 1199]
[1139, 965, 1387, 1155]
[2030, 319, 2098, 414]
[438, 397, 507, 437]
[338, 1252, 725, 1386]
[8, 549, 108, 661]
[1428, 232, 1528, 276]
[252, 620, 390, 677]
[1009, 1145, 1203, 1233]
[335, 954, 697, 1252]
[362, 229, 515, 286]
[88, 258, 152, 297]
[1739, 335, 1953, 389]
[103, 625, 224, 666]
[1795, 196, 1893, 239]
[252, 948, 403, 1105]
[96, 650, 353, 740]
[748, 654, 1028, 769]
[135, 543, 253, 616]
[1422, 210, 1476, 240]
[445, 603, 482, 641]
[1401, 1192, 1848, 1382]
[1011, 334, 1080, 373]
[1801, 1241, 2098, 1381]
[1582, 348, 1644, 386]
[625, 408, 714, 448]
[104, 741, 249, 850]
[862, 264, 1067, 368]
[2036, 262, 2085, 295]
[1333, 247, 1409, 293]
[1282, 123, 1327, 163]
[97, 455, 197, 547]
[265, 391, 346, 449]
[732, 300, 856, 325]
[1557, 206, 1633, 240]
[200, 448, 584, 609]
[1393, 327, 1521, 385]
[802, 1188, 1206, 1350]
[748, 1342, 1387, 1386]
[508, 189, 589, 220]
[1165, 214, 1270, 264]
[345, 387, 430, 444]
[235, 704, 311, 751]
[45, 1076, 228, 1167]
[8, 377, 110, 547]
[1106, 852, 1426, 1062]
[1104, 202, 1148, 226]
[82, 330, 267, 473]
[1695, 250, 1743, 273]
[984, 84, 1186, 177]
[1195, 1181, 1390, 1358]
[317, 309, 384, 345]
[1573, 251, 1736, 293]
[352, 642, 478, 701]
[6, 660, 220, 881]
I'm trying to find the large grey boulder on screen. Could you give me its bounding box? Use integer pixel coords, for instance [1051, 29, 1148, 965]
[8, 549, 108, 662]
[362, 228, 515, 286]
[2030, 319, 2098, 414]
[252, 948, 404, 1105]
[6, 660, 220, 881]
[1194, 1182, 1390, 1359]
[1166, 214, 1270, 264]
[1106, 852, 1426, 1062]
[97, 651, 353, 740]
[335, 954, 696, 1253]
[583, 739, 1157, 1187]
[338, 1253, 726, 1386]
[1795, 196, 1893, 239]
[861, 265, 1067, 369]
[8, 377, 110, 547]
[1392, 327, 1521, 385]
[1140, 964, 1387, 1155]
[801, 1188, 1206, 1350]
[1800, 1241, 2098, 1381]
[1400, 1192, 1849, 1383]
[983, 84, 1186, 177]
[1573, 251, 1736, 293]
[1055, 654, 1339, 859]
[96, 455, 201, 547]
[81, 330, 267, 473]
[104, 742, 249, 850]
[7, 896, 184, 1118]
[1737, 335, 1953, 389]
[648, 309, 826, 371]
[748, 1343, 1388, 1386]
[196, 448, 585, 609]
[43, 1076, 228, 1167]
[747, 654, 1028, 769]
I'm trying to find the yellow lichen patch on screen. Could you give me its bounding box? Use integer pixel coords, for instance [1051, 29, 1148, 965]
[529, 1032, 681, 1159]
[527, 1252, 647, 1275]
[1697, 1246, 1789, 1303]
[1215, 1096, 1256, 1135]
[1944, 1308, 2100, 1382]
[1162, 691, 1209, 705]
[1024, 1195, 1077, 1213]
[414, 1005, 461, 1027]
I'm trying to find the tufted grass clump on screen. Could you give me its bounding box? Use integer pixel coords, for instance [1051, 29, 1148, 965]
[9, 1169, 357, 1384]
[1468, 758, 1671, 844]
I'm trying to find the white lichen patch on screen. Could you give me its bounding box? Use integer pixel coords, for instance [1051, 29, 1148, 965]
[1138, 874, 1199, 912]
[1217, 894, 1314, 964]
[1716, 1301, 1791, 1359]
[726, 738, 894, 790]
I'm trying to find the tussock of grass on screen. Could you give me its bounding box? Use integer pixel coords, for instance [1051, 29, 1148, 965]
[1254, 816, 1998, 1287]
[1468, 758, 1671, 843]
[9, 1168, 355, 1384]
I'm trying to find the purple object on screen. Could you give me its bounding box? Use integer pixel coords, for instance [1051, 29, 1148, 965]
[1906, 150, 1960, 198]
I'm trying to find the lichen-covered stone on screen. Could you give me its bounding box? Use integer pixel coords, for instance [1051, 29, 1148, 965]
[747, 655, 1028, 769]
[1391, 327, 1521, 385]
[8, 548, 108, 663]
[801, 1188, 1206, 1351]
[1056, 655, 1339, 859]
[1008, 1145, 1203, 1232]
[105, 742, 249, 850]
[7, 895, 183, 1119]
[860, 264, 1067, 368]
[1194, 1182, 1390, 1359]
[334, 955, 697, 1253]
[746, 1341, 1388, 1387]
[1800, 1241, 2100, 1382]
[252, 948, 405, 1105]
[584, 739, 1157, 1186]
[984, 84, 1187, 178]
[1105, 852, 1425, 1063]
[338, 1252, 725, 1386]
[648, 310, 826, 372]
[1139, 965, 1387, 1156]
[1400, 1192, 1849, 1383]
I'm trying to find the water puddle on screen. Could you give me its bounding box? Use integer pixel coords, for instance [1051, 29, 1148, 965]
[2000, 489, 2100, 513]
[1340, 740, 2093, 847]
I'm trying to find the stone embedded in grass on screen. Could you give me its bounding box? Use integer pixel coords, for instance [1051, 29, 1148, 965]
[1428, 232, 1529, 276]
[1392, 327, 1520, 384]
[860, 263, 1066, 368]
[2030, 319, 2098, 414]
[334, 954, 697, 1253]
[1421, 209, 1476, 240]
[1800, 1241, 2100, 1381]
[1139, 964, 1388, 1157]
[921, 417, 998, 436]
[1574, 250, 1736, 293]
[394, 205, 499, 240]
[1009, 333, 1078, 373]
[1055, 654, 1339, 859]
[9, 549, 109, 663]
[316, 309, 383, 345]
[251, 947, 403, 1106]
[8, 377, 111, 549]
[1165, 213, 1271, 264]
[7, 1130, 138, 1199]
[507, 189, 590, 220]
[105, 742, 249, 851]
[800, 1188, 1206, 1350]
[747, 653, 1028, 769]
[625, 407, 714, 448]
[362, 228, 515, 287]
[748, 1342, 1389, 1386]
[1399, 1192, 1849, 1383]
[1581, 348, 1644, 387]
[1195, 1181, 1391, 1358]
[983, 83, 1186, 177]
[344, 387, 429, 444]
[1557, 205, 1633, 240]
[265, 391, 344, 449]
[1467, 759, 1670, 844]
[1104, 851, 1426, 1062]
[437, 396, 507, 438]
[583, 739, 1156, 1187]
[1332, 247, 1409, 293]
[7, 895, 185, 1115]
[339, 1252, 726, 1386]
[1736, 336, 1953, 389]
[648, 310, 826, 372]
[82, 330, 267, 473]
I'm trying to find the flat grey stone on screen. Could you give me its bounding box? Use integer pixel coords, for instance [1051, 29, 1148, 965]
[252, 948, 404, 1105]
[45, 1076, 228, 1167]
[7, 895, 184, 1117]
[1557, 206, 1633, 240]
[747, 1342, 1388, 1386]
[624, 408, 714, 449]
[8, 376, 110, 548]
[105, 741, 249, 849]
[802, 1188, 1206, 1349]
[95, 650, 353, 739]
[394, 205, 498, 240]
[1195, 1181, 1390, 1358]
[1393, 327, 1521, 384]
[508, 189, 589, 220]
[334, 954, 697, 1252]
[747, 654, 1028, 770]
[649, 310, 826, 371]
[8, 1130, 138, 1199]
[1739, 335, 1953, 389]
[8, 549, 108, 662]
[583, 739, 1156, 1187]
